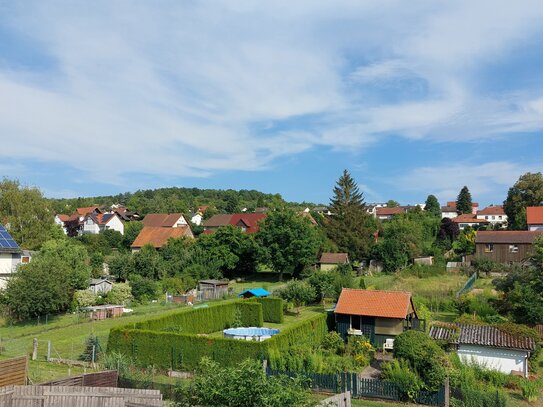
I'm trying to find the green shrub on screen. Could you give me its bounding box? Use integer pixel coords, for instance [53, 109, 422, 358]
[321, 331, 344, 354]
[519, 378, 540, 402]
[381, 359, 422, 402]
[393, 330, 448, 390]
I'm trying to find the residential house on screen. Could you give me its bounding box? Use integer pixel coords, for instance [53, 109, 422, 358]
[54, 214, 79, 234]
[130, 226, 194, 252]
[526, 207, 543, 231]
[451, 214, 490, 230]
[334, 289, 423, 347]
[190, 206, 210, 226]
[313, 207, 333, 216]
[429, 324, 536, 377]
[203, 213, 267, 234]
[441, 205, 458, 219]
[76, 206, 102, 222]
[375, 207, 406, 220]
[83, 213, 125, 235]
[476, 205, 507, 226]
[0, 225, 31, 289]
[142, 213, 190, 228]
[111, 206, 141, 222]
[473, 230, 543, 263]
[89, 278, 113, 295]
[446, 201, 479, 215]
[320, 252, 350, 271]
[238, 288, 271, 298]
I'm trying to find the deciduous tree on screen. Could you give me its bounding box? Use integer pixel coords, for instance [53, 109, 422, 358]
[504, 172, 543, 230]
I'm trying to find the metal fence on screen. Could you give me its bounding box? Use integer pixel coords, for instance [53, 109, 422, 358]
[265, 368, 447, 406]
[455, 272, 477, 297]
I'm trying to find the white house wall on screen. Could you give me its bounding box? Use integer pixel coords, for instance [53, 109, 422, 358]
[83, 219, 100, 234]
[457, 344, 529, 377]
[529, 224, 543, 231]
[105, 216, 124, 235]
[0, 253, 20, 289]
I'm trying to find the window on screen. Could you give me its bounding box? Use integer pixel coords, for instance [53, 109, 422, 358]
[21, 256, 30, 263]
[499, 216, 502, 220]
[351, 315, 361, 331]
[485, 216, 489, 220]
[485, 244, 494, 253]
[509, 245, 519, 253]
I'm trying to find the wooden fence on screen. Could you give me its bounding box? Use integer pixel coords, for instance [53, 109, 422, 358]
[266, 368, 447, 406]
[40, 370, 118, 387]
[0, 356, 28, 387]
[0, 385, 163, 406]
[319, 391, 351, 407]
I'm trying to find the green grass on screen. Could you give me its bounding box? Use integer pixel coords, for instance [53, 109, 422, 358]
[229, 272, 287, 294]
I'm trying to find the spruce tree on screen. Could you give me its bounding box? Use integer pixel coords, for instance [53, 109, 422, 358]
[456, 186, 472, 214]
[424, 194, 441, 217]
[326, 170, 376, 260]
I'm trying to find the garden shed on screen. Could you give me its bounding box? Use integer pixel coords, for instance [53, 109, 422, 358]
[334, 288, 423, 347]
[429, 324, 536, 377]
[82, 305, 124, 320]
[238, 288, 271, 298]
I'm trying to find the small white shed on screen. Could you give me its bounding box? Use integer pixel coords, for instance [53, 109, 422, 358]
[430, 324, 536, 377]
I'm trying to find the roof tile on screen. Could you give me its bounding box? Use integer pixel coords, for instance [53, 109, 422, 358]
[335, 288, 413, 319]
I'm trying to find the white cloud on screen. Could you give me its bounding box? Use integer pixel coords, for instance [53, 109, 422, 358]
[0, 1, 543, 184]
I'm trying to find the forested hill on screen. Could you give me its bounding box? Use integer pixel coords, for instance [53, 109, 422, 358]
[49, 187, 316, 216]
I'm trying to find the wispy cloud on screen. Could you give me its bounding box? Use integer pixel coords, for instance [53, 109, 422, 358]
[0, 1, 543, 188]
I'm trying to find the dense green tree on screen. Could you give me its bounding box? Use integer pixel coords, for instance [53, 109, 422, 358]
[504, 172, 543, 230]
[456, 186, 473, 214]
[223, 190, 240, 213]
[196, 226, 259, 277]
[129, 275, 160, 302]
[386, 200, 400, 208]
[437, 217, 459, 247]
[122, 221, 144, 249]
[0, 239, 91, 320]
[108, 251, 134, 281]
[102, 229, 123, 250]
[326, 170, 377, 260]
[183, 358, 315, 407]
[257, 210, 320, 279]
[274, 280, 316, 313]
[0, 178, 54, 249]
[452, 229, 476, 255]
[424, 194, 441, 217]
[132, 244, 166, 280]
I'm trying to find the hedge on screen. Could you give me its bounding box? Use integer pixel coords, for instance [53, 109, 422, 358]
[250, 297, 284, 323]
[107, 311, 327, 370]
[133, 300, 263, 334]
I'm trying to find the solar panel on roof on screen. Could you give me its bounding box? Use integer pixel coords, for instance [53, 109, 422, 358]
[0, 225, 20, 251]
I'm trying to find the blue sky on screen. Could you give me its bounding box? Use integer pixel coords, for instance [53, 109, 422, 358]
[1, 1, 543, 206]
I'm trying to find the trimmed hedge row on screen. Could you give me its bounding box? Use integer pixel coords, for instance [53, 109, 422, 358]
[134, 300, 263, 334]
[250, 297, 284, 323]
[107, 311, 327, 370]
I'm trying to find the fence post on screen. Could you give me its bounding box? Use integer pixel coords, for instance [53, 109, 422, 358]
[443, 377, 450, 407]
[47, 341, 51, 361]
[32, 338, 38, 361]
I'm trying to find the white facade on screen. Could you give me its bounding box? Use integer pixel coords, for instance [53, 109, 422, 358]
[441, 210, 457, 219]
[104, 214, 124, 234]
[172, 215, 188, 227]
[0, 252, 31, 290]
[191, 213, 203, 226]
[82, 213, 124, 235]
[528, 224, 543, 231]
[457, 344, 529, 377]
[83, 217, 101, 234]
[476, 214, 508, 225]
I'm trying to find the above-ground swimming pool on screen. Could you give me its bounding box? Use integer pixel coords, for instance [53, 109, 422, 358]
[223, 327, 280, 341]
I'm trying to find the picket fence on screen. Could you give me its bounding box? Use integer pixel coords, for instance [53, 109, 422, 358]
[265, 367, 447, 406]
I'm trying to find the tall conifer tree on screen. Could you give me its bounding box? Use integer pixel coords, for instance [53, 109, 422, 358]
[456, 186, 473, 214]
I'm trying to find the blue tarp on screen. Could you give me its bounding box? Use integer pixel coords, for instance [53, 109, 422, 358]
[238, 288, 271, 297]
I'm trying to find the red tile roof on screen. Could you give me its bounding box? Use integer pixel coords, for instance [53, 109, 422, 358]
[143, 213, 184, 228]
[527, 207, 543, 225]
[131, 226, 191, 249]
[376, 207, 405, 216]
[57, 214, 71, 222]
[204, 213, 267, 233]
[475, 230, 543, 244]
[477, 205, 505, 216]
[451, 214, 489, 224]
[76, 206, 101, 216]
[335, 289, 414, 319]
[320, 253, 349, 264]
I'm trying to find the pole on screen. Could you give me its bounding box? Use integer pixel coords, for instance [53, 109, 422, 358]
[47, 341, 51, 361]
[32, 338, 38, 361]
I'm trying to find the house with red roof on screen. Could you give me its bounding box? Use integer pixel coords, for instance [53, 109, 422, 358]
[82, 212, 125, 235]
[142, 213, 190, 229]
[476, 205, 507, 226]
[527, 207, 543, 231]
[203, 213, 267, 234]
[334, 288, 424, 347]
[451, 213, 490, 230]
[375, 207, 407, 220]
[131, 226, 194, 252]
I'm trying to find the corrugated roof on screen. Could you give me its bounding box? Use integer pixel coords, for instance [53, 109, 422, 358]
[527, 207, 543, 225]
[131, 226, 191, 248]
[320, 252, 349, 264]
[475, 230, 543, 244]
[143, 213, 184, 228]
[429, 324, 536, 351]
[334, 288, 413, 319]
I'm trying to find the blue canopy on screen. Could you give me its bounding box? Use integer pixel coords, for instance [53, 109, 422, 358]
[238, 288, 271, 297]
